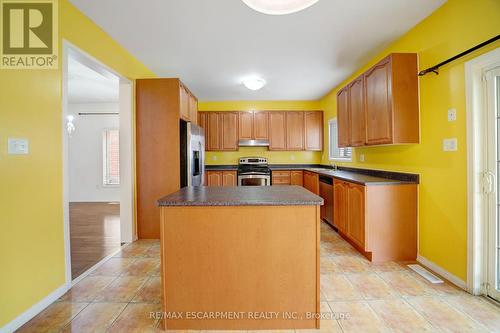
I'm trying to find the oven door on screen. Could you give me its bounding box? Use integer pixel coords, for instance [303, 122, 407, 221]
[238, 174, 271, 186]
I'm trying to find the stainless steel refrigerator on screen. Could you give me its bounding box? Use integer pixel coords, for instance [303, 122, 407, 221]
[180, 120, 205, 187]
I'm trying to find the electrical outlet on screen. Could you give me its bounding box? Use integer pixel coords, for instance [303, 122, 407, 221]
[443, 138, 458, 151]
[8, 138, 29, 155]
[290, 154, 295, 161]
[359, 154, 365, 162]
[212, 156, 217, 161]
[448, 108, 457, 122]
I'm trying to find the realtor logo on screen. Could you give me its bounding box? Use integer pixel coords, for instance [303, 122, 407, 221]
[1, 0, 58, 69]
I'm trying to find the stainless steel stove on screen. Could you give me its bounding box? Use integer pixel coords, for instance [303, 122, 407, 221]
[237, 157, 271, 186]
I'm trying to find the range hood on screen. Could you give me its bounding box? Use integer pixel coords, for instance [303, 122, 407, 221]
[238, 139, 270, 147]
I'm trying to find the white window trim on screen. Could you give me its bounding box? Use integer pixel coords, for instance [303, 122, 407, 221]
[102, 127, 120, 187]
[328, 118, 352, 162]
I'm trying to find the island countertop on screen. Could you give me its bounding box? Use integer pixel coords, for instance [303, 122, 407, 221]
[158, 185, 324, 207]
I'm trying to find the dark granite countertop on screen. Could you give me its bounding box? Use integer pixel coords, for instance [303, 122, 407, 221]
[158, 186, 324, 207]
[304, 168, 414, 185]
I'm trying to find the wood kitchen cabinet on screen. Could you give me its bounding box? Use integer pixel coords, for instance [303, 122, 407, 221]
[290, 170, 304, 186]
[333, 180, 347, 233]
[221, 112, 239, 151]
[206, 170, 237, 186]
[303, 171, 319, 195]
[136, 78, 198, 239]
[203, 112, 238, 151]
[286, 112, 304, 150]
[332, 177, 417, 262]
[304, 111, 323, 151]
[337, 87, 350, 148]
[222, 170, 237, 186]
[269, 111, 287, 150]
[337, 53, 419, 147]
[348, 76, 365, 147]
[238, 111, 269, 141]
[346, 182, 365, 249]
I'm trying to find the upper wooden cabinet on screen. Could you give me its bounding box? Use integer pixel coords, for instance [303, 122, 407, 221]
[337, 87, 350, 148]
[179, 82, 198, 123]
[348, 77, 365, 147]
[304, 111, 323, 151]
[200, 110, 323, 152]
[286, 112, 305, 151]
[204, 112, 238, 151]
[337, 53, 419, 147]
[269, 111, 287, 151]
[221, 112, 239, 151]
[238, 111, 269, 141]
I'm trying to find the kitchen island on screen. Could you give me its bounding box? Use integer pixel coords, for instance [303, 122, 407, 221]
[157, 186, 323, 330]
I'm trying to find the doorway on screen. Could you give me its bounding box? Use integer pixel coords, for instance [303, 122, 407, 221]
[62, 41, 135, 284]
[466, 46, 500, 301]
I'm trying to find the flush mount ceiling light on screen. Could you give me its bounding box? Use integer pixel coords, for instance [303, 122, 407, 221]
[242, 77, 266, 91]
[241, 0, 320, 15]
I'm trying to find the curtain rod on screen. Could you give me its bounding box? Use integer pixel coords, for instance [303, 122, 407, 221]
[78, 112, 119, 115]
[418, 34, 500, 76]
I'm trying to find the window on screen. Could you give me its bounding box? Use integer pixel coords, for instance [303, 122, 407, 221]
[328, 118, 352, 161]
[103, 129, 120, 185]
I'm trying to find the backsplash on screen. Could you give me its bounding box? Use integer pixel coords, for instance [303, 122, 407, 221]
[205, 147, 322, 165]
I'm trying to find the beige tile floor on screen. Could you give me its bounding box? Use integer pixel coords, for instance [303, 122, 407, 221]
[17, 222, 500, 332]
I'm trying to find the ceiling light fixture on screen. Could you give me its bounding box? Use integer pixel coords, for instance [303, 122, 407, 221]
[241, 0, 319, 15]
[242, 77, 266, 91]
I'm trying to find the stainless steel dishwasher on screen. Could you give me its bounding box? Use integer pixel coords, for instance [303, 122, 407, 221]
[319, 175, 334, 226]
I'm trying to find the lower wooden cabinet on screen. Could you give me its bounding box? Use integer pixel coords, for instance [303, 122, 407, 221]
[206, 170, 237, 186]
[332, 178, 417, 262]
[303, 171, 319, 195]
[271, 170, 304, 186]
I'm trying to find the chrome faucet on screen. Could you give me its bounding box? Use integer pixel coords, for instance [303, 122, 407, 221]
[330, 162, 338, 171]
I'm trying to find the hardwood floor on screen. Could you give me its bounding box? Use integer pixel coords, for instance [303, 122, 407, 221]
[70, 202, 121, 279]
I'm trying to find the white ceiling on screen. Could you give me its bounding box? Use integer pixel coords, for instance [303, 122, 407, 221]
[68, 56, 119, 103]
[69, 0, 445, 101]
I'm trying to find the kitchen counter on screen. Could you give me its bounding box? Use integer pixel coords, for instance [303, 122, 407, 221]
[158, 185, 323, 206]
[304, 168, 415, 185]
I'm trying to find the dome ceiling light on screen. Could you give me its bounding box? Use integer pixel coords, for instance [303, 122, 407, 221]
[242, 77, 266, 91]
[241, 0, 320, 15]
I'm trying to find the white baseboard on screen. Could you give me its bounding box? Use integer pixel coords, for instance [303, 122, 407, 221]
[417, 254, 467, 291]
[0, 283, 69, 333]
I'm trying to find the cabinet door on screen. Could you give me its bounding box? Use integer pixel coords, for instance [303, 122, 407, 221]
[206, 112, 221, 151]
[303, 171, 319, 195]
[290, 170, 303, 186]
[337, 87, 350, 148]
[207, 171, 222, 186]
[254, 111, 269, 140]
[365, 57, 392, 145]
[349, 77, 366, 147]
[333, 180, 347, 233]
[188, 94, 198, 125]
[198, 112, 207, 131]
[304, 111, 323, 151]
[269, 112, 286, 150]
[222, 171, 237, 186]
[346, 183, 365, 248]
[286, 112, 304, 150]
[272, 170, 291, 185]
[238, 111, 253, 140]
[221, 112, 238, 151]
[179, 84, 190, 121]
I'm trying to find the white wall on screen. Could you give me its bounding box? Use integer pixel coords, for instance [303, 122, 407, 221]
[69, 103, 120, 202]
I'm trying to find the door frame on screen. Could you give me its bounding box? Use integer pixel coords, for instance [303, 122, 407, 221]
[61, 40, 136, 286]
[466, 46, 500, 295]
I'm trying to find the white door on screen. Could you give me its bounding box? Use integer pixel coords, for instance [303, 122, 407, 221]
[486, 66, 500, 302]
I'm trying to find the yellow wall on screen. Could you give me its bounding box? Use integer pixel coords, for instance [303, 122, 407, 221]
[0, 0, 155, 326]
[320, 0, 500, 280]
[199, 101, 323, 165]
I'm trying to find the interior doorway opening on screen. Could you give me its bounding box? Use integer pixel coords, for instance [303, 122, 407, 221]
[62, 41, 135, 284]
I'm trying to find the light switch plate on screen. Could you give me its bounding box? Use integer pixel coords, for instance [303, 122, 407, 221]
[8, 138, 29, 155]
[448, 108, 457, 122]
[443, 138, 458, 152]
